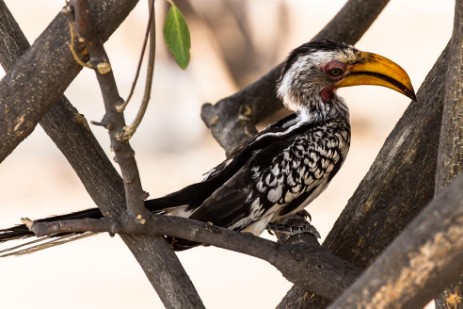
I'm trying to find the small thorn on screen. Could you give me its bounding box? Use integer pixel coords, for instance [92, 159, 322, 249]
[90, 120, 105, 127]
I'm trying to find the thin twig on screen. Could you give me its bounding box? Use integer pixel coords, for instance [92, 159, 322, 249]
[117, 0, 156, 113]
[119, 0, 156, 141]
[66, 22, 92, 68]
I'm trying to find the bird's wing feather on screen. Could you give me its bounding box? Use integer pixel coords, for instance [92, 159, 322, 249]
[146, 113, 313, 213]
[186, 128, 322, 230]
[188, 168, 255, 229]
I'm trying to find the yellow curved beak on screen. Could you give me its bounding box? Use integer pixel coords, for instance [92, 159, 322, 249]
[335, 52, 416, 101]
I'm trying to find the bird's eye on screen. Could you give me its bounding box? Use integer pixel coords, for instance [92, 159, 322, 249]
[329, 68, 343, 76]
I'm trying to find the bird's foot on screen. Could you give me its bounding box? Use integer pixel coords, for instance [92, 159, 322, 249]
[266, 222, 320, 239]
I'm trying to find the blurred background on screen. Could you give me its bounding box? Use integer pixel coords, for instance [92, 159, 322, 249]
[0, 0, 452, 308]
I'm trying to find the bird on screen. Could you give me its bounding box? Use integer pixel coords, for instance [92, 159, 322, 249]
[0, 40, 416, 254]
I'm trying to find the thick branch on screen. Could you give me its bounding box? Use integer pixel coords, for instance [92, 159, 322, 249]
[30, 214, 360, 301]
[0, 2, 203, 308]
[329, 174, 463, 308]
[436, 0, 463, 190]
[200, 0, 389, 154]
[435, 0, 463, 307]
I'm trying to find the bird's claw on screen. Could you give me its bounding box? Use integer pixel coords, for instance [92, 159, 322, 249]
[295, 209, 312, 222]
[266, 222, 321, 239]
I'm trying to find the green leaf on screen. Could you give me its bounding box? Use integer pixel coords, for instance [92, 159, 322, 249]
[163, 2, 191, 69]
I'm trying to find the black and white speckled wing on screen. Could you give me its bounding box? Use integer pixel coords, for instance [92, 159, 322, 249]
[145, 113, 302, 213]
[202, 113, 302, 181]
[146, 113, 349, 239]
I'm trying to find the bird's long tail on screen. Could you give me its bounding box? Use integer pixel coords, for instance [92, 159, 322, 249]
[0, 207, 105, 257]
[0, 193, 201, 256]
[0, 181, 217, 256]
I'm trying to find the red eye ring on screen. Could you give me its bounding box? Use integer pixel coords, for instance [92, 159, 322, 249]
[323, 60, 347, 78]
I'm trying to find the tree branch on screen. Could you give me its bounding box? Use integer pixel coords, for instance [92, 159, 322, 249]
[329, 174, 463, 309]
[70, 0, 148, 220]
[29, 213, 360, 301]
[0, 2, 204, 308]
[435, 0, 463, 307]
[120, 0, 156, 138]
[200, 0, 390, 155]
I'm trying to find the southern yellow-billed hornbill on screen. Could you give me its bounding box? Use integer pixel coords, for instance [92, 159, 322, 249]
[0, 40, 415, 254]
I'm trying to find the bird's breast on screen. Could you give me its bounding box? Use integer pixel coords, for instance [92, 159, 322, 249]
[251, 124, 350, 216]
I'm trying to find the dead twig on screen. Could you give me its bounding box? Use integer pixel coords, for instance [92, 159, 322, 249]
[69, 0, 148, 220]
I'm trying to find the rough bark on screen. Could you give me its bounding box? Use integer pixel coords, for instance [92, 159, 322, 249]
[435, 0, 463, 307]
[329, 174, 463, 309]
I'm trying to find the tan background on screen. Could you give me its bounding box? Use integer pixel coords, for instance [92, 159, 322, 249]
[0, 0, 452, 308]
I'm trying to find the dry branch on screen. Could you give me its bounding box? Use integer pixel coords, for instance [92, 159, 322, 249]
[30, 213, 360, 301]
[329, 174, 463, 309]
[435, 0, 463, 307]
[70, 0, 148, 220]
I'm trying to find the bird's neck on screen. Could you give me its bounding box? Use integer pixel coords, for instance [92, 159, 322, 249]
[291, 93, 349, 124]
